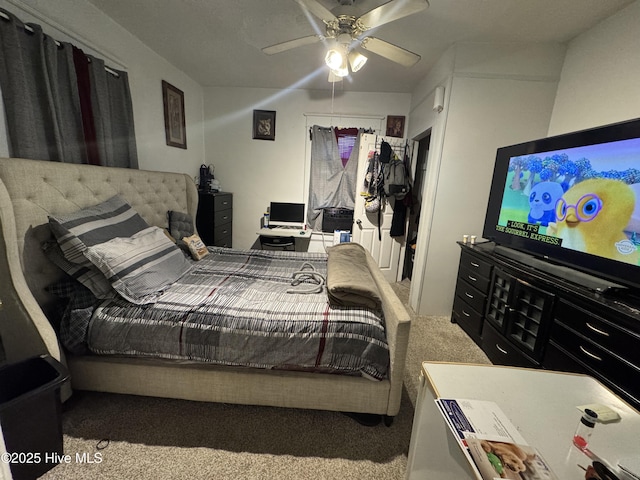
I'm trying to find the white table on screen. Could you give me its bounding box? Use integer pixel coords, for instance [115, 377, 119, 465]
[406, 362, 640, 480]
[256, 227, 312, 238]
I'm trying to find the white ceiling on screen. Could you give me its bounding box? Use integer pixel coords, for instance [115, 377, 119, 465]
[86, 0, 635, 93]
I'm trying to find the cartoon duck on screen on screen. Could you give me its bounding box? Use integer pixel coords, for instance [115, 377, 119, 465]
[548, 178, 639, 264]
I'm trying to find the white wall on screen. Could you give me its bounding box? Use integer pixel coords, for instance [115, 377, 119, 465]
[5, 0, 638, 318]
[549, 0, 640, 135]
[0, 0, 205, 175]
[203, 87, 411, 249]
[408, 43, 566, 315]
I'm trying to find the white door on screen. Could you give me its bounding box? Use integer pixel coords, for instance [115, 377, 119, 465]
[352, 133, 412, 282]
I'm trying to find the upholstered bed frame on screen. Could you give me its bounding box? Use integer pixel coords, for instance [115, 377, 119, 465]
[0, 157, 411, 417]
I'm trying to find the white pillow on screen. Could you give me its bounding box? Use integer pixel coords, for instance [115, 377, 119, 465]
[84, 226, 192, 304]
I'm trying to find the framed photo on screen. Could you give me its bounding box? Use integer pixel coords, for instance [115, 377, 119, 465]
[253, 110, 276, 141]
[386, 115, 405, 138]
[162, 80, 187, 149]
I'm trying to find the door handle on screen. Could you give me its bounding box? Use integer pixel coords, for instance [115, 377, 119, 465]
[356, 219, 363, 229]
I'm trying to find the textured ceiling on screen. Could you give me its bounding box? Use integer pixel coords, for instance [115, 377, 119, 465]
[85, 0, 635, 93]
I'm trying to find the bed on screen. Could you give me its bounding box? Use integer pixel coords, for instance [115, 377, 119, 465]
[0, 157, 411, 419]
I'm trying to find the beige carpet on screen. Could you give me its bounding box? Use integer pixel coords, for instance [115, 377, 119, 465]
[40, 280, 490, 480]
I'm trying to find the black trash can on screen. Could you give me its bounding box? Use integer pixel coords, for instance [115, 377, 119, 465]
[0, 355, 69, 480]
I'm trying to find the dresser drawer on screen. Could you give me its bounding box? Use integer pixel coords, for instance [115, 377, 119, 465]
[459, 250, 493, 279]
[550, 321, 640, 403]
[214, 209, 232, 226]
[554, 300, 640, 367]
[213, 224, 232, 244]
[482, 322, 538, 368]
[458, 264, 490, 293]
[454, 279, 486, 315]
[452, 294, 483, 344]
[543, 342, 589, 375]
[214, 193, 232, 211]
[213, 234, 232, 248]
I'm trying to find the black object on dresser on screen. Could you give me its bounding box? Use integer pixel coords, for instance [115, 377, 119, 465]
[196, 192, 232, 247]
[452, 242, 640, 410]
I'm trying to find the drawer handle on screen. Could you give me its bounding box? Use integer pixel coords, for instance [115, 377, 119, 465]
[222, 215, 229, 220]
[467, 275, 477, 282]
[496, 344, 508, 355]
[585, 322, 610, 337]
[579, 345, 602, 362]
[462, 310, 471, 317]
[470, 262, 480, 268]
[465, 292, 474, 299]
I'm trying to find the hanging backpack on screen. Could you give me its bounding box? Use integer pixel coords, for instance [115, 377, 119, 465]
[383, 156, 410, 199]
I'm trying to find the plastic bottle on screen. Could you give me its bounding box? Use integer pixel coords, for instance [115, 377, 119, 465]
[573, 408, 598, 450]
[263, 212, 269, 228]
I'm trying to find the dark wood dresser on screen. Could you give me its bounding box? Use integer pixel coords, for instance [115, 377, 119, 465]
[452, 241, 640, 410]
[196, 191, 232, 247]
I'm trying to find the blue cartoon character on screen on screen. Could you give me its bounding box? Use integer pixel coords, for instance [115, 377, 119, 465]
[528, 181, 564, 226]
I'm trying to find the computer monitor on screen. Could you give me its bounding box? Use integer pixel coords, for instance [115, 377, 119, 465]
[269, 202, 305, 228]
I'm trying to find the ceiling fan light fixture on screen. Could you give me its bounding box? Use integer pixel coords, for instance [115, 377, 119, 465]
[325, 48, 344, 70]
[328, 70, 343, 83]
[332, 64, 349, 77]
[348, 51, 367, 72]
[334, 52, 350, 77]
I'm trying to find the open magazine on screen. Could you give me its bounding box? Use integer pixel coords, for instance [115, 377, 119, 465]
[436, 398, 558, 480]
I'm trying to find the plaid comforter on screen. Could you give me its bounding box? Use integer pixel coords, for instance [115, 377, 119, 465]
[88, 247, 389, 380]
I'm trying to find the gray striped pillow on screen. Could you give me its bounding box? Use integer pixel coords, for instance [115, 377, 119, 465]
[49, 195, 150, 264]
[42, 241, 114, 299]
[84, 226, 192, 304]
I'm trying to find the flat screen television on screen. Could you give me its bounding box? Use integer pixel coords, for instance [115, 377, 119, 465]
[483, 117, 640, 292]
[269, 202, 305, 228]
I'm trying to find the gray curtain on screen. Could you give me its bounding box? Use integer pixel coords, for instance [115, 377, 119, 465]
[0, 8, 138, 168]
[307, 125, 361, 230]
[87, 54, 138, 168]
[0, 9, 85, 162]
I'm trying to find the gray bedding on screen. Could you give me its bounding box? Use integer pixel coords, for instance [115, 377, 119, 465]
[85, 247, 390, 380]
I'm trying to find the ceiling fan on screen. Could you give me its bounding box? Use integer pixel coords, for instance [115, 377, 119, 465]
[262, 0, 429, 77]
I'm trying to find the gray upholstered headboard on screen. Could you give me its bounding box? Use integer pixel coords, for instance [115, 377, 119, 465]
[0, 157, 199, 316]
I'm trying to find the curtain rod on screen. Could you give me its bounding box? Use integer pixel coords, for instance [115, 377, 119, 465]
[304, 112, 385, 120]
[0, 9, 120, 77]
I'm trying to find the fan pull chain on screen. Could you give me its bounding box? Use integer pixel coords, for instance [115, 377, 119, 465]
[331, 79, 335, 114]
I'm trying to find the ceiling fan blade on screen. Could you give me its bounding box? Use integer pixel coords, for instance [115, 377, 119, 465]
[294, 0, 338, 24]
[262, 35, 322, 55]
[360, 37, 421, 67]
[358, 0, 429, 30]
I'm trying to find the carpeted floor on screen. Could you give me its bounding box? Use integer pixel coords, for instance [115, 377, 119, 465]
[40, 279, 490, 480]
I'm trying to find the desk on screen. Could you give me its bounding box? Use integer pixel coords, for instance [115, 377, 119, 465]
[256, 227, 312, 238]
[406, 362, 640, 480]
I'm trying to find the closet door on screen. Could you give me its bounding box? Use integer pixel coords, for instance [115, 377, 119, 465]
[352, 133, 412, 282]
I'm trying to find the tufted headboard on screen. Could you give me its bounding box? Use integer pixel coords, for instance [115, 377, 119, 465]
[0, 157, 199, 316]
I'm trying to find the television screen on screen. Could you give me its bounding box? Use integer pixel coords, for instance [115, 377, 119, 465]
[269, 202, 305, 227]
[483, 118, 640, 290]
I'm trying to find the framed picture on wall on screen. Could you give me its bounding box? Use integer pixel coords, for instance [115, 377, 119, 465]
[253, 110, 276, 141]
[386, 115, 405, 138]
[162, 80, 187, 149]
